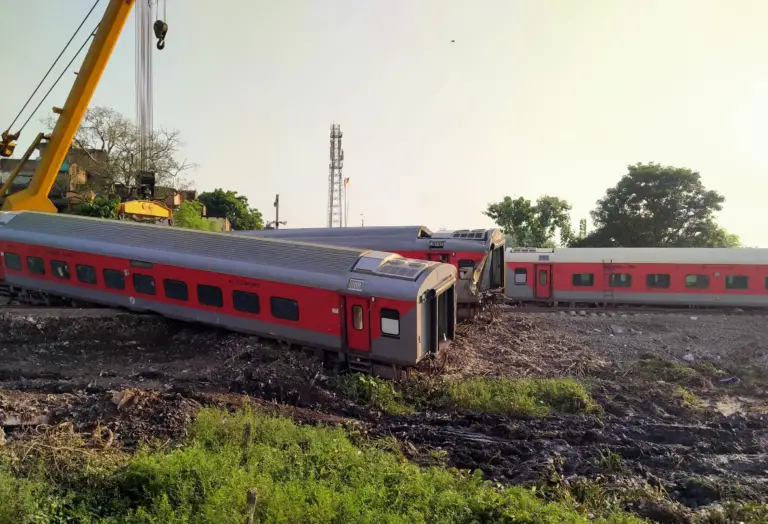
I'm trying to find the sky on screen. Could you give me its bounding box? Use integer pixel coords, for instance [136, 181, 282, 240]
[3, 0, 768, 245]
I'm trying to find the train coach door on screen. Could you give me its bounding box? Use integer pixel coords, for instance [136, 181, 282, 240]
[345, 296, 371, 352]
[534, 264, 552, 300]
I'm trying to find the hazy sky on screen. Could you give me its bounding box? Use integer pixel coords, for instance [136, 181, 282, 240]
[3, 0, 768, 245]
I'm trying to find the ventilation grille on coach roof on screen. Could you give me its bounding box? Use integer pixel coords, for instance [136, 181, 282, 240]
[3, 212, 363, 276]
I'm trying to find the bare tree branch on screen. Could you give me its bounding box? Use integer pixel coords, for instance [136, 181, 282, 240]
[42, 106, 196, 192]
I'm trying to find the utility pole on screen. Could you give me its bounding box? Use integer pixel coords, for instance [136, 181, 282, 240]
[360, 213, 364, 227]
[265, 194, 286, 229]
[274, 194, 280, 229]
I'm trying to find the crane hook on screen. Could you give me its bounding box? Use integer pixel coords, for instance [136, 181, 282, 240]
[153, 20, 168, 50]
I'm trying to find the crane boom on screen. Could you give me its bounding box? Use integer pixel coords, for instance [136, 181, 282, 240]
[2, 0, 136, 213]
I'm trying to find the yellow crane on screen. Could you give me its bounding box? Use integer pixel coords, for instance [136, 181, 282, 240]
[0, 0, 174, 222]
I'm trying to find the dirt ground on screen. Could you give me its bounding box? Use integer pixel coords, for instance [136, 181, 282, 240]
[0, 308, 766, 523]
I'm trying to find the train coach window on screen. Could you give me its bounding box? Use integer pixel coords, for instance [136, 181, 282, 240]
[646, 274, 670, 289]
[233, 290, 260, 314]
[103, 269, 125, 290]
[685, 274, 709, 289]
[609, 273, 632, 287]
[271, 297, 299, 321]
[130, 260, 153, 269]
[164, 279, 189, 301]
[513, 268, 527, 285]
[133, 274, 156, 295]
[572, 273, 594, 287]
[458, 260, 475, 280]
[198, 284, 223, 307]
[51, 260, 70, 280]
[27, 256, 45, 275]
[76, 265, 97, 285]
[352, 305, 364, 330]
[381, 308, 400, 337]
[725, 275, 749, 290]
[4, 253, 21, 271]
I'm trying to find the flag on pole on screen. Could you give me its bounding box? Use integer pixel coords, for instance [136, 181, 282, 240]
[344, 177, 350, 186]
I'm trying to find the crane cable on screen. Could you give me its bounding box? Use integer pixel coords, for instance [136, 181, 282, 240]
[4, 0, 102, 135]
[17, 24, 100, 134]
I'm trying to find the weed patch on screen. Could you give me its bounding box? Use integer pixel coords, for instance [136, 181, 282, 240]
[597, 449, 626, 473]
[0, 469, 50, 523]
[675, 386, 704, 410]
[630, 357, 699, 384]
[333, 373, 598, 417]
[445, 377, 598, 416]
[331, 373, 414, 415]
[0, 407, 645, 523]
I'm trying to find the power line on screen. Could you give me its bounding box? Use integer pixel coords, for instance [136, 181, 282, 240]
[6, 0, 101, 133]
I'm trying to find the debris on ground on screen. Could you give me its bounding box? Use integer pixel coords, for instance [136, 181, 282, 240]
[0, 309, 766, 522]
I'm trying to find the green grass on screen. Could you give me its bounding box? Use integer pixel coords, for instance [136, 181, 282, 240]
[629, 357, 699, 384]
[674, 385, 704, 410]
[596, 449, 625, 473]
[0, 407, 645, 524]
[331, 373, 415, 415]
[333, 374, 598, 417]
[445, 377, 598, 416]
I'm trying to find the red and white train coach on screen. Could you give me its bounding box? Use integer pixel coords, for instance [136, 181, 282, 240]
[0, 212, 458, 375]
[230, 226, 506, 307]
[505, 247, 768, 308]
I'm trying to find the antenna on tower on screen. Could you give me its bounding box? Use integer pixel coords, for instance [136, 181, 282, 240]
[327, 123, 344, 227]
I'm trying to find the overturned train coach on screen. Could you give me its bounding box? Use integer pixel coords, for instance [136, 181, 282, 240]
[230, 225, 506, 308]
[0, 212, 457, 376]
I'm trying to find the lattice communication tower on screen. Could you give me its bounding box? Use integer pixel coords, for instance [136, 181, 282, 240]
[327, 123, 344, 227]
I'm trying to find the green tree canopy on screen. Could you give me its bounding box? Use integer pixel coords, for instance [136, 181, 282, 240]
[173, 200, 219, 231]
[73, 196, 120, 219]
[572, 162, 740, 247]
[484, 195, 573, 247]
[198, 189, 264, 231]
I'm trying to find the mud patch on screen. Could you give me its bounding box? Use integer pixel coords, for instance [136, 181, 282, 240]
[1, 308, 767, 522]
[372, 404, 768, 514]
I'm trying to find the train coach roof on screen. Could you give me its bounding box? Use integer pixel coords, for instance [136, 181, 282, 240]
[0, 212, 365, 276]
[245, 226, 431, 239]
[233, 226, 505, 250]
[507, 246, 768, 265]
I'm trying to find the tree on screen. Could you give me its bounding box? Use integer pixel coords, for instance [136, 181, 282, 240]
[198, 189, 263, 231]
[572, 162, 740, 247]
[73, 196, 120, 219]
[173, 200, 219, 231]
[485, 195, 573, 247]
[44, 106, 195, 191]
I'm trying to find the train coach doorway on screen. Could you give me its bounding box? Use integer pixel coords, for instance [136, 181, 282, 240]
[534, 264, 552, 300]
[345, 296, 371, 352]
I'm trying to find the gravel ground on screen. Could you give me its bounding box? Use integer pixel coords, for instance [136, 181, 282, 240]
[446, 309, 768, 380]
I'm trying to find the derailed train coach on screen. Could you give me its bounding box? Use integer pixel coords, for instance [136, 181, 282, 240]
[230, 225, 506, 307]
[505, 246, 768, 308]
[0, 212, 458, 376]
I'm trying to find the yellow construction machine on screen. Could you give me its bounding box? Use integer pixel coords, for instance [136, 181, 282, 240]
[0, 0, 174, 223]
